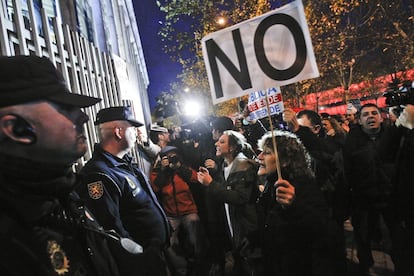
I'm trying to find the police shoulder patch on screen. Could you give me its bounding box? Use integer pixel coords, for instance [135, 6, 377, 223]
[87, 181, 104, 200]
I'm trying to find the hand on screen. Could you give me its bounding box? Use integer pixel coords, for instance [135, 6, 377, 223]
[160, 156, 170, 170]
[136, 128, 147, 144]
[197, 167, 212, 186]
[204, 159, 217, 170]
[326, 129, 335, 136]
[169, 161, 181, 170]
[396, 105, 414, 130]
[282, 108, 300, 132]
[258, 184, 265, 193]
[224, 251, 235, 274]
[275, 179, 295, 207]
[405, 104, 414, 127]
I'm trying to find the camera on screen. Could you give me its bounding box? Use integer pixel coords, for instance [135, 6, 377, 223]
[179, 128, 195, 145]
[168, 155, 179, 164]
[383, 80, 414, 106]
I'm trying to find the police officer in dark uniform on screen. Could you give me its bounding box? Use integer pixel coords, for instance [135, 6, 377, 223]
[0, 56, 141, 275]
[77, 106, 171, 276]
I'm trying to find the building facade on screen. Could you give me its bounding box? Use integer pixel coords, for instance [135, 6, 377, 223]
[1, 0, 152, 169]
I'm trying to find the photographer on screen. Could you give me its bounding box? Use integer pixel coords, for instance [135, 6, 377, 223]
[151, 146, 204, 276]
[374, 82, 414, 276]
[388, 103, 414, 276]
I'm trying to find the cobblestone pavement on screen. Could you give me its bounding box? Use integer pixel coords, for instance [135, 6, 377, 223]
[344, 220, 395, 276]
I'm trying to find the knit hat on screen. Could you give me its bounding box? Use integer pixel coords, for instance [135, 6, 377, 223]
[159, 146, 178, 157]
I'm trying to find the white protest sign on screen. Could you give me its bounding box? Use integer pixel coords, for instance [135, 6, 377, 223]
[202, 0, 319, 104]
[247, 87, 284, 120]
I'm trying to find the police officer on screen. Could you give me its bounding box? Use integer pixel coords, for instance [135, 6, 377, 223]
[0, 55, 139, 275]
[77, 106, 171, 276]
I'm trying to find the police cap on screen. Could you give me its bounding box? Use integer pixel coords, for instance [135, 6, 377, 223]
[95, 106, 143, 127]
[0, 55, 101, 108]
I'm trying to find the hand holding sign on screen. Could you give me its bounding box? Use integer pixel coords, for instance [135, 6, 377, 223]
[275, 179, 296, 207]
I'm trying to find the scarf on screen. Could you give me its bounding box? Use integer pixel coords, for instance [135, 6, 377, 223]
[0, 153, 76, 198]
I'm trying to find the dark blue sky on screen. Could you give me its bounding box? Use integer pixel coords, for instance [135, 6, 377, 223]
[134, 2, 182, 110]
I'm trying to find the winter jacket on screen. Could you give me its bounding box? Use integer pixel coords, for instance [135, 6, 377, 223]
[206, 153, 258, 249]
[390, 128, 414, 222]
[0, 158, 123, 276]
[77, 144, 170, 248]
[343, 125, 398, 207]
[257, 173, 344, 276]
[150, 164, 198, 216]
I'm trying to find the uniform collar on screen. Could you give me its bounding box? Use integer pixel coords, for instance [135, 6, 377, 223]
[93, 143, 133, 168]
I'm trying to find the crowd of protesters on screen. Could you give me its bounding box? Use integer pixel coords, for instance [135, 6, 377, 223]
[136, 100, 413, 276]
[2, 55, 414, 276]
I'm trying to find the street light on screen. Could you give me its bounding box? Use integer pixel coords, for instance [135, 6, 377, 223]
[216, 16, 227, 26]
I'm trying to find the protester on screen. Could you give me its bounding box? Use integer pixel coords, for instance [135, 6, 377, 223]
[150, 124, 171, 150]
[197, 130, 259, 276]
[391, 103, 414, 276]
[211, 116, 234, 140]
[0, 55, 141, 275]
[77, 106, 171, 276]
[185, 116, 234, 275]
[345, 103, 359, 131]
[256, 130, 345, 276]
[322, 116, 347, 145]
[236, 101, 268, 153]
[283, 108, 350, 227]
[320, 115, 350, 229]
[136, 125, 161, 175]
[343, 103, 397, 275]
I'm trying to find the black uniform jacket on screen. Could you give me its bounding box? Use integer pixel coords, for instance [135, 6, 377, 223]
[0, 172, 121, 276]
[77, 144, 170, 249]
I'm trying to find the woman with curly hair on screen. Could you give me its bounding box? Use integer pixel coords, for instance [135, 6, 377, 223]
[256, 130, 345, 276]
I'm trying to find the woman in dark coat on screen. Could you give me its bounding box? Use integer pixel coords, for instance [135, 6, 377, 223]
[256, 130, 345, 276]
[197, 130, 258, 276]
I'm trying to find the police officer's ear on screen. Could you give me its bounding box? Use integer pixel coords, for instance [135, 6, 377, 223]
[0, 114, 36, 145]
[114, 126, 123, 140]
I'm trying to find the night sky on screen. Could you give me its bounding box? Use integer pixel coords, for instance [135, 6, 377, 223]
[134, 1, 183, 110]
